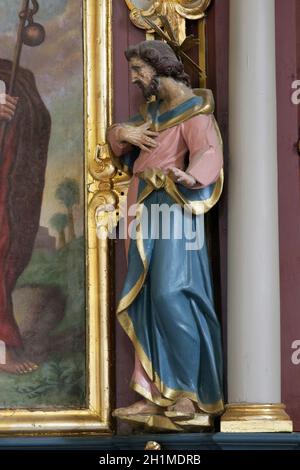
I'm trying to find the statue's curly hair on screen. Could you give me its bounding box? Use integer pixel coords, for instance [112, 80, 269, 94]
[125, 40, 191, 88]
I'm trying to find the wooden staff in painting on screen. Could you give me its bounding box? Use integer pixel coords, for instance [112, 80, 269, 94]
[0, 0, 50, 375]
[0, 0, 45, 162]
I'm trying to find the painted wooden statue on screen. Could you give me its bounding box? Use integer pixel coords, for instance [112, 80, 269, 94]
[107, 40, 224, 431]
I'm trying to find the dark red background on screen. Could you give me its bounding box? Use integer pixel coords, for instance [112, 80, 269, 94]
[276, 0, 300, 431]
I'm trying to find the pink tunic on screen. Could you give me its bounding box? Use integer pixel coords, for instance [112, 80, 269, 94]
[107, 113, 223, 404]
[108, 113, 223, 244]
[108, 114, 222, 186]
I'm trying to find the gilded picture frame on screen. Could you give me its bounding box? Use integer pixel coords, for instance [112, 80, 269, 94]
[0, 0, 113, 436]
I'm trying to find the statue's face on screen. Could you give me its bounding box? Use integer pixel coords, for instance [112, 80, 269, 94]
[129, 56, 159, 100]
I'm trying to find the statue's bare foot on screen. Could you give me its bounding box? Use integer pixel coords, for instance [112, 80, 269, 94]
[165, 397, 196, 420]
[0, 348, 38, 375]
[112, 399, 163, 417]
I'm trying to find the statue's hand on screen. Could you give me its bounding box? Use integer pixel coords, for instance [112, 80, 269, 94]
[169, 167, 197, 188]
[119, 121, 159, 153]
[0, 94, 18, 122]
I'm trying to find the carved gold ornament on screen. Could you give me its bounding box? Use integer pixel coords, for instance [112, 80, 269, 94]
[125, 0, 211, 43]
[145, 440, 162, 450]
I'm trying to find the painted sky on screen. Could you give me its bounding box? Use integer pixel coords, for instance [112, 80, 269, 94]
[0, 0, 83, 234]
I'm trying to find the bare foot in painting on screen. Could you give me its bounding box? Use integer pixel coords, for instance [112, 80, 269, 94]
[0, 347, 38, 375]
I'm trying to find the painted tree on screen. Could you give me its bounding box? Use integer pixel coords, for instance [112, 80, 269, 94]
[55, 178, 80, 242]
[49, 213, 68, 250]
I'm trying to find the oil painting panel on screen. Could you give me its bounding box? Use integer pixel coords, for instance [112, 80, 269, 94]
[0, 0, 86, 409]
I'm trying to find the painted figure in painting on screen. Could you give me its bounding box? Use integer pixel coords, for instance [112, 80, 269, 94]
[0, 61, 51, 374]
[108, 40, 224, 429]
[0, 1, 50, 375]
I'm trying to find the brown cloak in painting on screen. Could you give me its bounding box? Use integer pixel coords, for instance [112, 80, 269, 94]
[0, 59, 51, 348]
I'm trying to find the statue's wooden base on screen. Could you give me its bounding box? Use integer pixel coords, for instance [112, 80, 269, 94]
[115, 412, 213, 433]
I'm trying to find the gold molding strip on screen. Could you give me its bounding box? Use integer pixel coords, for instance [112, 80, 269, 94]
[221, 403, 293, 433]
[86, 0, 114, 432]
[198, 18, 206, 88]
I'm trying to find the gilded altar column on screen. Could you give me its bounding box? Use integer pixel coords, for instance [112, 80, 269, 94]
[221, 0, 292, 432]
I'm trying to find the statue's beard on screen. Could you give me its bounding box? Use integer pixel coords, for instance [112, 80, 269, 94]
[135, 76, 160, 101]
